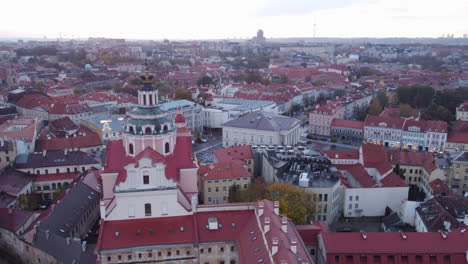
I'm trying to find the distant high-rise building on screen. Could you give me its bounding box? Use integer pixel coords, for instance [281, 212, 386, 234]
[254, 29, 266, 44]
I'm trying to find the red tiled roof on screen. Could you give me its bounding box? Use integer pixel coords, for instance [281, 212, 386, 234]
[447, 131, 468, 144]
[321, 150, 359, 160]
[213, 145, 254, 163]
[330, 119, 364, 130]
[49, 103, 91, 115]
[322, 231, 468, 254]
[380, 172, 408, 187]
[35, 172, 79, 182]
[15, 93, 54, 110]
[104, 135, 197, 186]
[361, 144, 393, 175]
[364, 115, 404, 129]
[35, 126, 102, 151]
[198, 160, 252, 181]
[429, 179, 454, 196]
[387, 150, 437, 173]
[0, 208, 35, 233]
[333, 164, 375, 188]
[0, 116, 39, 143]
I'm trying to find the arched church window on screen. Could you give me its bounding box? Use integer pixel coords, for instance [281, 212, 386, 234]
[145, 127, 152, 135]
[129, 143, 134, 155]
[163, 125, 169, 132]
[143, 94, 147, 105]
[128, 126, 134, 133]
[149, 95, 153, 105]
[145, 203, 152, 216]
[165, 142, 170, 153]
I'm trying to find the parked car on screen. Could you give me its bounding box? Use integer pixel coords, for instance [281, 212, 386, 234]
[200, 138, 208, 143]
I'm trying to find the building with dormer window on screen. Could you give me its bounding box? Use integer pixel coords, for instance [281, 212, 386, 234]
[96, 73, 313, 264]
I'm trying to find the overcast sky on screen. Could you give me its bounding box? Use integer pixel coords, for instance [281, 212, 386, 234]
[1, 0, 467, 40]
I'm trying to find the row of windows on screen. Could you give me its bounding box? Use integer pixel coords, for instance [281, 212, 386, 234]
[333, 254, 451, 263]
[207, 178, 249, 184]
[128, 142, 170, 155]
[107, 247, 236, 262]
[30, 166, 87, 175]
[208, 184, 247, 192]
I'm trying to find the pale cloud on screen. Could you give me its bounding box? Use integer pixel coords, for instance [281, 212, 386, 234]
[0, 0, 466, 39]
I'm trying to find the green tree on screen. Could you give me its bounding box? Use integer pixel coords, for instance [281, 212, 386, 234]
[197, 75, 213, 86]
[368, 100, 383, 116]
[376, 91, 389, 108]
[399, 104, 413, 118]
[354, 104, 369, 121]
[174, 88, 192, 101]
[228, 179, 316, 224]
[266, 183, 316, 224]
[73, 87, 84, 95]
[397, 85, 434, 108]
[421, 103, 453, 122]
[278, 74, 289, 84]
[130, 78, 142, 85]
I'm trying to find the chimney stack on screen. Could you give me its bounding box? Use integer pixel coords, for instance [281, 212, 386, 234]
[45, 230, 50, 240]
[258, 201, 264, 216]
[42, 150, 47, 157]
[281, 217, 288, 233]
[273, 201, 280, 215]
[66, 237, 71, 245]
[290, 238, 297, 254]
[271, 237, 279, 256]
[81, 241, 87, 252]
[264, 217, 270, 233]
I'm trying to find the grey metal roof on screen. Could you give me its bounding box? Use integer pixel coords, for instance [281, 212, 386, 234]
[160, 99, 195, 111]
[217, 98, 275, 111]
[15, 150, 100, 169]
[40, 181, 100, 237]
[223, 111, 300, 131]
[34, 228, 97, 264]
[0, 168, 34, 195]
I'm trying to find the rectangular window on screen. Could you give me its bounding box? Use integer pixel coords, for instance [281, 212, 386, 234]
[349, 196, 353, 201]
[145, 204, 152, 216]
[324, 194, 328, 201]
[348, 204, 352, 209]
[143, 175, 150, 185]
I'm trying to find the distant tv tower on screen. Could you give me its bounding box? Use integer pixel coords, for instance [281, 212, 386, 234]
[313, 17, 317, 40]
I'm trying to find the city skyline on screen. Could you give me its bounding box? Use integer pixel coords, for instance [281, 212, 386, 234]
[1, 0, 467, 40]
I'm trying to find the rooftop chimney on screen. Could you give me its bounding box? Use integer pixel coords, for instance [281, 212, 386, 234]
[290, 238, 297, 254]
[258, 201, 264, 216]
[264, 217, 270, 233]
[443, 221, 451, 232]
[208, 217, 218, 230]
[273, 201, 280, 215]
[42, 150, 47, 157]
[271, 237, 279, 256]
[281, 217, 288, 233]
[45, 229, 50, 240]
[66, 237, 71, 245]
[81, 241, 87, 252]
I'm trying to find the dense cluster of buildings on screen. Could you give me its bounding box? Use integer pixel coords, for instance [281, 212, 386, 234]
[1, 34, 468, 263]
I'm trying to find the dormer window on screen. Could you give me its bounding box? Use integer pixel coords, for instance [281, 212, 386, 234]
[145, 127, 152, 134]
[143, 175, 149, 185]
